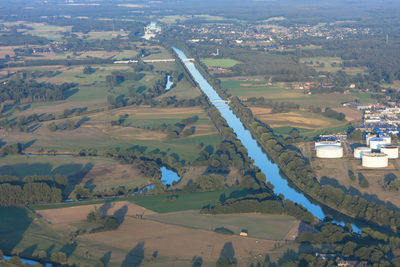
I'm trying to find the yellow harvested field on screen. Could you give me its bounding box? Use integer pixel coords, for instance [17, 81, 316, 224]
[251, 107, 335, 129]
[37, 201, 155, 225]
[77, 216, 276, 266]
[332, 107, 362, 122]
[99, 125, 168, 141]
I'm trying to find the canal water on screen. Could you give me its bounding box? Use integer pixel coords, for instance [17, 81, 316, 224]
[172, 47, 361, 232]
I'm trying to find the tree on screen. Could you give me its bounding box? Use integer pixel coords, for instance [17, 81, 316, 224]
[342, 241, 357, 258]
[38, 250, 47, 260]
[83, 65, 95, 75]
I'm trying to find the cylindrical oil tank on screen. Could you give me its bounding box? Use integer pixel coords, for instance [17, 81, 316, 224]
[381, 135, 391, 145]
[354, 147, 372, 159]
[366, 134, 377, 146]
[316, 145, 343, 158]
[381, 145, 399, 159]
[315, 141, 341, 148]
[362, 153, 388, 168]
[369, 137, 387, 149]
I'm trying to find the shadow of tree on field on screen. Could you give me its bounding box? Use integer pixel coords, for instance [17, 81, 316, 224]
[217, 242, 237, 266]
[101, 251, 112, 266]
[63, 88, 79, 99]
[114, 205, 128, 225]
[84, 178, 96, 191]
[55, 162, 94, 197]
[45, 244, 55, 255]
[60, 242, 77, 257]
[21, 244, 37, 258]
[192, 256, 203, 267]
[121, 242, 145, 267]
[0, 163, 53, 178]
[98, 202, 113, 217]
[0, 207, 33, 254]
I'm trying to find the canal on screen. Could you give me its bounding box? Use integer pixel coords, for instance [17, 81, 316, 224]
[172, 47, 361, 232]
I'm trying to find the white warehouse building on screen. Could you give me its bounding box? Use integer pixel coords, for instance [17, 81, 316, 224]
[354, 147, 372, 159]
[362, 153, 388, 168]
[316, 145, 343, 158]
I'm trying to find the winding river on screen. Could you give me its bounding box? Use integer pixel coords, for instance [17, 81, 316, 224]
[172, 47, 361, 232]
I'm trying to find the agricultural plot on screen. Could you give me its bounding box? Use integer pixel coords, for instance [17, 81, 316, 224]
[0, 207, 97, 265]
[202, 58, 241, 68]
[21, 22, 70, 40]
[146, 210, 297, 240]
[2, 106, 221, 162]
[300, 57, 366, 75]
[76, 215, 277, 266]
[130, 189, 234, 213]
[0, 155, 149, 193]
[250, 107, 349, 130]
[222, 80, 374, 107]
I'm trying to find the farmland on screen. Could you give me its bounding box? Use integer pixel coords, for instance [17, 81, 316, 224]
[0, 155, 150, 193]
[300, 57, 366, 75]
[1, 105, 221, 162]
[202, 58, 241, 68]
[146, 210, 297, 240]
[221, 80, 371, 137]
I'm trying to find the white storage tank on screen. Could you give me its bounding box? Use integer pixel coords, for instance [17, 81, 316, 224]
[315, 141, 341, 148]
[381, 135, 391, 145]
[353, 147, 372, 159]
[362, 153, 388, 168]
[381, 145, 399, 159]
[366, 134, 377, 146]
[369, 137, 387, 150]
[316, 145, 343, 158]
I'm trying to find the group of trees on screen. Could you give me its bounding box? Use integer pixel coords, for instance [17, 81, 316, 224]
[153, 115, 198, 138]
[203, 189, 314, 224]
[106, 70, 142, 87]
[244, 97, 300, 113]
[0, 174, 66, 206]
[0, 79, 76, 103]
[311, 106, 346, 121]
[47, 118, 85, 132]
[87, 207, 120, 232]
[295, 223, 400, 265]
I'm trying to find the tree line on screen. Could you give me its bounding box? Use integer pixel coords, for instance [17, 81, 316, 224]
[0, 175, 66, 206]
[0, 78, 76, 103]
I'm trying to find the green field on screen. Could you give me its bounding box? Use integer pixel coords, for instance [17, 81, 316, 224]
[130, 189, 234, 213]
[146, 210, 297, 240]
[112, 50, 138, 60]
[300, 57, 366, 74]
[222, 80, 375, 107]
[202, 58, 241, 68]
